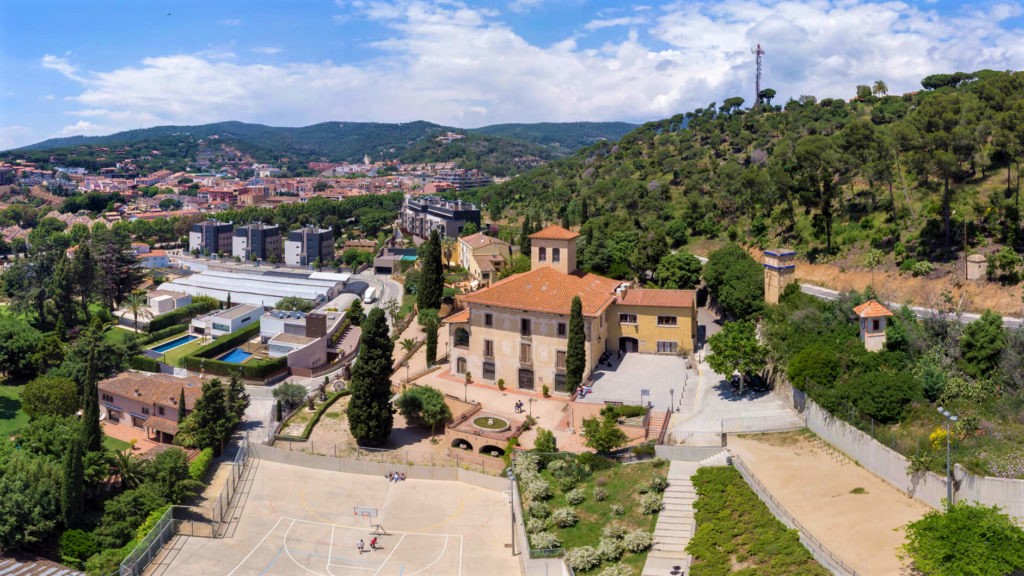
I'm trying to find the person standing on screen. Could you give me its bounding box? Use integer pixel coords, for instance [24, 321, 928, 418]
[357, 539, 365, 555]
[370, 537, 378, 550]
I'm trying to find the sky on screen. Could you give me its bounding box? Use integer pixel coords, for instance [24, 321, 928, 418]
[1, 0, 1023, 150]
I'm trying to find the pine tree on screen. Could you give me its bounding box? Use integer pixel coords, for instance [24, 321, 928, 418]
[177, 388, 187, 424]
[347, 297, 365, 326]
[566, 296, 586, 392]
[418, 230, 443, 311]
[72, 242, 96, 317]
[61, 431, 85, 528]
[80, 348, 102, 453]
[346, 308, 395, 446]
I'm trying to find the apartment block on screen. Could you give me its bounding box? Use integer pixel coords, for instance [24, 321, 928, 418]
[189, 220, 233, 255]
[233, 223, 282, 262]
[285, 226, 335, 267]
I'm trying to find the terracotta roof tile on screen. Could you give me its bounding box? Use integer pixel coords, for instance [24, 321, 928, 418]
[460, 232, 508, 249]
[458, 266, 620, 317]
[443, 309, 470, 324]
[617, 288, 695, 308]
[853, 299, 894, 318]
[99, 372, 204, 411]
[528, 225, 580, 241]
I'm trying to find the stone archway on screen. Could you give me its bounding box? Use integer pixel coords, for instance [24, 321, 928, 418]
[451, 438, 473, 451]
[479, 445, 505, 457]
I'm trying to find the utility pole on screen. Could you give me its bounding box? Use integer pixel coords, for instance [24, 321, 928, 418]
[752, 43, 765, 106]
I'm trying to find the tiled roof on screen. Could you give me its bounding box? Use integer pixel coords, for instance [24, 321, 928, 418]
[99, 372, 203, 410]
[458, 266, 620, 317]
[443, 309, 470, 324]
[853, 299, 894, 318]
[617, 288, 695, 308]
[145, 416, 179, 435]
[460, 232, 508, 249]
[528, 225, 579, 241]
[474, 254, 497, 272]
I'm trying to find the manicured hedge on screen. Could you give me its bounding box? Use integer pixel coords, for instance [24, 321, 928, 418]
[188, 322, 261, 359]
[188, 448, 215, 481]
[276, 391, 349, 442]
[181, 355, 288, 379]
[148, 297, 219, 332]
[129, 355, 161, 372]
[139, 324, 189, 345]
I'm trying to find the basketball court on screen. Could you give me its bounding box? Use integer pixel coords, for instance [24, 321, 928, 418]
[156, 459, 518, 576]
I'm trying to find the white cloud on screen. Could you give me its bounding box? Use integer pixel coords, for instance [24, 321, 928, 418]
[41, 54, 84, 82]
[39, 0, 1024, 136]
[59, 120, 107, 136]
[584, 16, 649, 31]
[220, 19, 241, 26]
[252, 47, 283, 55]
[42, 94, 56, 101]
[508, 0, 545, 14]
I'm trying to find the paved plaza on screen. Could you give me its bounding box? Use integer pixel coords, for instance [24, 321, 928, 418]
[155, 459, 519, 576]
[579, 353, 693, 411]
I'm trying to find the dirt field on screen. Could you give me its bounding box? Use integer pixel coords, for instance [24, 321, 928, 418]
[154, 459, 519, 576]
[729, 432, 932, 576]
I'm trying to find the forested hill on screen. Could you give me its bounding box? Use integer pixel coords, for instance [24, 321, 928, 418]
[7, 120, 635, 175]
[466, 70, 1024, 284]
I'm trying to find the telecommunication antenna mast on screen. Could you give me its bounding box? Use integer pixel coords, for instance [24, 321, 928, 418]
[752, 43, 765, 106]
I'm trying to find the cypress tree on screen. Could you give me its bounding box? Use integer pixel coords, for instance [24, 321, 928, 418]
[425, 314, 439, 366]
[226, 371, 250, 420]
[519, 216, 532, 256]
[192, 378, 229, 452]
[566, 295, 586, 393]
[178, 388, 187, 424]
[62, 430, 85, 528]
[346, 308, 395, 446]
[80, 348, 102, 453]
[418, 230, 443, 311]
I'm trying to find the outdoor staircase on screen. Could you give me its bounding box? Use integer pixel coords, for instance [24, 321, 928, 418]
[698, 450, 730, 467]
[642, 461, 699, 576]
[646, 410, 670, 442]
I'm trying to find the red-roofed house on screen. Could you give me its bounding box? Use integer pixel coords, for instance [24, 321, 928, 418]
[99, 372, 204, 444]
[444, 225, 697, 393]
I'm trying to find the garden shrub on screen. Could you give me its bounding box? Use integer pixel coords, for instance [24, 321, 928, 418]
[60, 529, 99, 569]
[623, 530, 653, 552]
[576, 451, 613, 472]
[525, 517, 547, 534]
[631, 441, 656, 458]
[528, 503, 550, 519]
[551, 507, 579, 528]
[903, 502, 1024, 576]
[611, 504, 624, 516]
[566, 487, 586, 505]
[641, 476, 668, 493]
[513, 453, 540, 476]
[597, 564, 634, 576]
[523, 477, 553, 501]
[188, 448, 214, 481]
[602, 523, 627, 540]
[546, 459, 566, 476]
[911, 260, 934, 277]
[529, 531, 561, 550]
[593, 487, 607, 501]
[640, 493, 663, 514]
[597, 537, 625, 561]
[566, 546, 602, 571]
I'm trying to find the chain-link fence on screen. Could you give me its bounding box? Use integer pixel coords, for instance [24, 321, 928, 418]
[272, 439, 507, 474]
[721, 413, 806, 434]
[119, 507, 174, 576]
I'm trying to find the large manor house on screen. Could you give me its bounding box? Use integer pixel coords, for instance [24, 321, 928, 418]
[444, 225, 697, 393]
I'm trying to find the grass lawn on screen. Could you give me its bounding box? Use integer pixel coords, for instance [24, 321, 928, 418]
[687, 466, 829, 575]
[103, 434, 132, 453]
[104, 326, 136, 345]
[160, 338, 206, 366]
[521, 456, 667, 574]
[0, 383, 28, 436]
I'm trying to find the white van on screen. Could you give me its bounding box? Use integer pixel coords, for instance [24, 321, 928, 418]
[362, 287, 376, 304]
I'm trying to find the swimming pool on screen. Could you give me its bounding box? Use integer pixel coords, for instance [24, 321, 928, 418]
[218, 347, 253, 364]
[150, 334, 198, 353]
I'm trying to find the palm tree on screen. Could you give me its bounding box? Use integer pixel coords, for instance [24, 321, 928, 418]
[873, 80, 888, 96]
[399, 337, 418, 390]
[109, 450, 148, 490]
[441, 237, 455, 269]
[123, 291, 152, 333]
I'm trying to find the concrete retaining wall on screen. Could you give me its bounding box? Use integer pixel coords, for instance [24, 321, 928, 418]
[805, 399, 1024, 521]
[251, 444, 507, 491]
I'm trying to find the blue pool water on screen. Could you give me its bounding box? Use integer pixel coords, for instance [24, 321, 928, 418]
[218, 347, 253, 364]
[150, 334, 198, 353]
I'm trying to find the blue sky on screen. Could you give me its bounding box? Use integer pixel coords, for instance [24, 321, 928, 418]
[1, 0, 1023, 149]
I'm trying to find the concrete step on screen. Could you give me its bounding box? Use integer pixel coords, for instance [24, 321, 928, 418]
[644, 461, 697, 576]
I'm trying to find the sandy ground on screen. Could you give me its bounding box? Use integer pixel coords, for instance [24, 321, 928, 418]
[729, 433, 932, 576]
[155, 459, 519, 576]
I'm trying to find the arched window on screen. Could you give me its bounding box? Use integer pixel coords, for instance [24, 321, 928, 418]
[456, 357, 467, 374]
[454, 328, 470, 348]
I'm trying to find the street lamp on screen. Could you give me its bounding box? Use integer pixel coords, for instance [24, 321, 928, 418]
[506, 467, 516, 555]
[670, 388, 675, 413]
[937, 406, 959, 509]
[528, 398, 535, 417]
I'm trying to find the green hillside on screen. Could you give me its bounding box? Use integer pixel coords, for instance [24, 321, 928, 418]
[466, 70, 1024, 284]
[5, 120, 636, 176]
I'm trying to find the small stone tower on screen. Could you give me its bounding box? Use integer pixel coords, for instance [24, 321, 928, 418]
[763, 249, 796, 304]
[529, 225, 579, 274]
[853, 300, 894, 352]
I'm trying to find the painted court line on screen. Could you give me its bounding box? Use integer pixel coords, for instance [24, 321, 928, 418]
[227, 517, 286, 576]
[371, 533, 407, 576]
[283, 518, 326, 576]
[406, 535, 449, 576]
